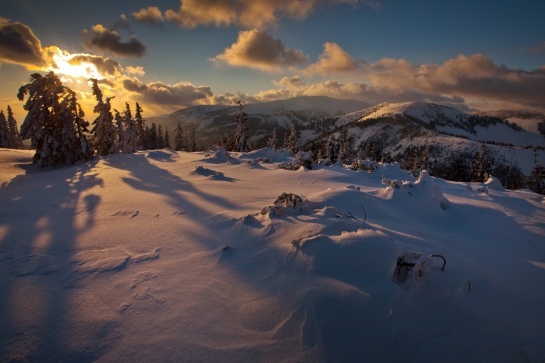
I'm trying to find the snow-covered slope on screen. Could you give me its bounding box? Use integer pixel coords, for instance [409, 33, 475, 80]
[1, 148, 545, 362]
[479, 110, 545, 134]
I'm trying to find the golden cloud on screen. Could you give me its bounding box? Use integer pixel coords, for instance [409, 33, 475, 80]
[211, 29, 309, 72]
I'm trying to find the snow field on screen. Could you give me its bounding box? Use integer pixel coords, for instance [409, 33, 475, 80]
[1, 148, 545, 362]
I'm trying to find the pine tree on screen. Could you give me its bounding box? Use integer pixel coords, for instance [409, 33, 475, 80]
[6, 106, 22, 148]
[188, 129, 196, 152]
[114, 109, 125, 153]
[58, 89, 93, 164]
[157, 124, 165, 149]
[0, 111, 9, 148]
[89, 78, 117, 156]
[148, 123, 158, 149]
[164, 127, 171, 149]
[267, 128, 277, 151]
[174, 122, 185, 151]
[18, 72, 92, 166]
[230, 101, 248, 152]
[284, 122, 297, 155]
[123, 103, 138, 153]
[134, 102, 146, 149]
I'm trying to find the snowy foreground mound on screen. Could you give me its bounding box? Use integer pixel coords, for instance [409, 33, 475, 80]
[1, 148, 545, 362]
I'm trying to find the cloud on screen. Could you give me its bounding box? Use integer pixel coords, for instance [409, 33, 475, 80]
[164, 0, 375, 29]
[304, 42, 365, 76]
[366, 54, 545, 108]
[125, 65, 145, 75]
[273, 76, 307, 88]
[122, 78, 213, 106]
[0, 18, 48, 68]
[83, 24, 146, 57]
[211, 29, 308, 72]
[133, 7, 165, 28]
[68, 54, 121, 75]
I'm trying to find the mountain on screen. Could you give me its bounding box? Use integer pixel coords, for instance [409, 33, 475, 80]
[477, 109, 545, 135]
[147, 96, 369, 147]
[299, 101, 545, 188]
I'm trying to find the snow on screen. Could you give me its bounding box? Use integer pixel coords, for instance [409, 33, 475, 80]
[1, 148, 545, 362]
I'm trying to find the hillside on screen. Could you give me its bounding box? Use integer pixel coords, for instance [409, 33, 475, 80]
[1, 148, 544, 362]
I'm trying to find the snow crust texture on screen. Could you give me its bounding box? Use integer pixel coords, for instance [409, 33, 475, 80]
[1, 148, 545, 362]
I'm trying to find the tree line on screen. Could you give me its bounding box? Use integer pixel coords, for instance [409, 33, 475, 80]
[10, 71, 178, 166]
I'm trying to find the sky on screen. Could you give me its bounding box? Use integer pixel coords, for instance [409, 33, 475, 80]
[1, 0, 545, 122]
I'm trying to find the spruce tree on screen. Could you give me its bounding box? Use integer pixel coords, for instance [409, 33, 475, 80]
[114, 110, 125, 153]
[164, 128, 171, 149]
[148, 123, 158, 149]
[135, 102, 146, 149]
[89, 78, 117, 156]
[267, 128, 277, 151]
[18, 72, 93, 166]
[6, 106, 22, 148]
[174, 122, 185, 151]
[230, 101, 248, 152]
[0, 111, 9, 148]
[284, 122, 297, 155]
[123, 103, 138, 153]
[157, 124, 165, 149]
[188, 129, 196, 152]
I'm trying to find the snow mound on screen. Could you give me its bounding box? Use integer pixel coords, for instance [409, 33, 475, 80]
[203, 147, 242, 164]
[194, 165, 234, 181]
[382, 170, 451, 210]
[261, 193, 310, 216]
[239, 147, 292, 163]
[484, 176, 504, 191]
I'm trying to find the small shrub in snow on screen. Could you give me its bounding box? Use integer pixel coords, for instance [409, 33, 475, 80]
[261, 193, 309, 216]
[382, 176, 400, 188]
[352, 159, 378, 172]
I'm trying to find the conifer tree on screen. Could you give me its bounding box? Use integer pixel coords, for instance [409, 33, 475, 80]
[114, 110, 125, 153]
[157, 124, 165, 149]
[267, 128, 277, 151]
[89, 78, 117, 156]
[7, 106, 22, 148]
[58, 89, 94, 164]
[148, 123, 158, 149]
[174, 122, 185, 151]
[134, 102, 146, 149]
[284, 122, 297, 154]
[188, 129, 196, 152]
[164, 127, 171, 149]
[18, 72, 92, 165]
[0, 111, 9, 148]
[230, 101, 248, 152]
[123, 103, 138, 153]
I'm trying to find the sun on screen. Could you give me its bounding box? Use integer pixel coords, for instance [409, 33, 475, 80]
[51, 51, 101, 80]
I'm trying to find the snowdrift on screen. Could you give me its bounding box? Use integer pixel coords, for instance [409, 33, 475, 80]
[1, 148, 544, 362]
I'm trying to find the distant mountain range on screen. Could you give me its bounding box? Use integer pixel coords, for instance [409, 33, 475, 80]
[147, 96, 545, 187]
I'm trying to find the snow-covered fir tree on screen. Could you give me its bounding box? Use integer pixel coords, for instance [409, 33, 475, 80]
[267, 128, 277, 151]
[164, 127, 171, 149]
[157, 124, 165, 149]
[123, 103, 138, 153]
[89, 79, 117, 156]
[284, 122, 297, 154]
[174, 122, 185, 151]
[17, 72, 93, 166]
[0, 111, 9, 148]
[134, 102, 146, 150]
[148, 123, 158, 149]
[188, 129, 197, 152]
[114, 110, 125, 153]
[58, 89, 94, 164]
[5, 106, 22, 148]
[229, 101, 248, 152]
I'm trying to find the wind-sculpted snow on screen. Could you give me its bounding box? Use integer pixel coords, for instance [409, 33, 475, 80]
[1, 148, 545, 362]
